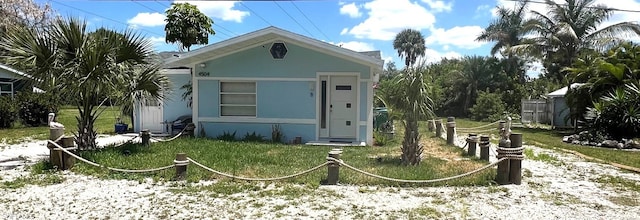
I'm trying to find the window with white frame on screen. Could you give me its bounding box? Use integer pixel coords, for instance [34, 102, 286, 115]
[220, 81, 256, 117]
[0, 82, 13, 97]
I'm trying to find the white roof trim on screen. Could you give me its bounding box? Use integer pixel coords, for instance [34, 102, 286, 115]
[164, 26, 384, 69]
[0, 64, 32, 79]
[547, 83, 585, 97]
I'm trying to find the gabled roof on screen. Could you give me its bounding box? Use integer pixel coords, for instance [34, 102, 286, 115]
[0, 64, 31, 79]
[547, 83, 585, 97]
[163, 26, 384, 69]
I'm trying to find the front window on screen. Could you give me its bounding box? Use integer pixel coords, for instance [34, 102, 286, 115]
[220, 81, 256, 117]
[0, 82, 13, 97]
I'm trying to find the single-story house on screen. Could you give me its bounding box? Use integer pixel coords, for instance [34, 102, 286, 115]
[133, 26, 384, 145]
[547, 83, 584, 128]
[0, 64, 36, 98]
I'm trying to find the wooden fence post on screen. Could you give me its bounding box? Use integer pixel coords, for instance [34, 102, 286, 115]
[435, 119, 443, 138]
[427, 120, 434, 132]
[509, 133, 523, 185]
[446, 117, 456, 145]
[141, 129, 150, 147]
[467, 133, 478, 157]
[496, 135, 511, 185]
[479, 135, 490, 161]
[326, 149, 342, 185]
[175, 153, 188, 180]
[48, 128, 64, 169]
[59, 136, 76, 170]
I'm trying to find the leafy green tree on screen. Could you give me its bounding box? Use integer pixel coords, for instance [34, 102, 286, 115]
[0, 17, 169, 149]
[392, 29, 426, 67]
[165, 2, 215, 52]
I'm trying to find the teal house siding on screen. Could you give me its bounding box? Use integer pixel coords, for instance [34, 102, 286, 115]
[145, 27, 383, 145]
[162, 74, 191, 122]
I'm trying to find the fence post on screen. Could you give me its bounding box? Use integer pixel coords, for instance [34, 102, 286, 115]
[467, 133, 478, 157]
[496, 135, 511, 185]
[326, 149, 342, 185]
[175, 153, 188, 180]
[141, 129, 151, 147]
[60, 136, 76, 170]
[48, 128, 64, 169]
[446, 118, 456, 145]
[435, 119, 443, 138]
[479, 135, 490, 161]
[427, 120, 434, 132]
[509, 133, 523, 185]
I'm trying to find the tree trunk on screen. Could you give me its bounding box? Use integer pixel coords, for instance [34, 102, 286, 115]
[75, 100, 98, 150]
[401, 118, 422, 165]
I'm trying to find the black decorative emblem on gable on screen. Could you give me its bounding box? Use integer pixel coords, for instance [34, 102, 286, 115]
[270, 42, 288, 59]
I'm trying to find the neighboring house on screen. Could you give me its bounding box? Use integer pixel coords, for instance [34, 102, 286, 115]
[133, 27, 384, 146]
[546, 83, 584, 128]
[0, 64, 32, 98]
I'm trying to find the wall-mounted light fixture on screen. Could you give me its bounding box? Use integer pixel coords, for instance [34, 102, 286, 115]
[199, 63, 206, 68]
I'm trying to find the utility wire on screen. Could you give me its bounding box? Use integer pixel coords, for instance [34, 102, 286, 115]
[290, 1, 332, 41]
[50, 0, 165, 37]
[274, 1, 315, 37]
[505, 0, 640, 13]
[131, 0, 158, 12]
[238, 1, 272, 26]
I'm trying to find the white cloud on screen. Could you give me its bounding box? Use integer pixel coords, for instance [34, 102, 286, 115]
[178, 1, 249, 23]
[340, 28, 349, 35]
[417, 48, 462, 64]
[380, 51, 393, 65]
[127, 12, 166, 27]
[148, 36, 166, 45]
[340, 3, 362, 18]
[425, 26, 487, 49]
[343, 0, 437, 40]
[421, 0, 453, 13]
[335, 41, 375, 52]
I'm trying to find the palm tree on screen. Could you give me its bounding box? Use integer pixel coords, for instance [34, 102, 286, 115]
[477, 1, 530, 83]
[0, 17, 169, 150]
[457, 56, 501, 114]
[377, 64, 433, 165]
[393, 29, 426, 67]
[515, 0, 640, 83]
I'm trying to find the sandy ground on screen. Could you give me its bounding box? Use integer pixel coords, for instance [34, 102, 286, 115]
[1, 134, 639, 219]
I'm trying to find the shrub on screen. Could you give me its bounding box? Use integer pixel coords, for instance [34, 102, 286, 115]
[16, 92, 58, 127]
[586, 83, 640, 139]
[469, 91, 506, 122]
[0, 96, 18, 128]
[216, 131, 237, 141]
[242, 131, 265, 142]
[271, 124, 284, 143]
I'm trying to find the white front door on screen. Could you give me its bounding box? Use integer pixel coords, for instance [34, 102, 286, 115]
[140, 99, 163, 133]
[329, 76, 357, 138]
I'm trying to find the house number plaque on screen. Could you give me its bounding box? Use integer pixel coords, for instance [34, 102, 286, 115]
[198, 72, 210, 77]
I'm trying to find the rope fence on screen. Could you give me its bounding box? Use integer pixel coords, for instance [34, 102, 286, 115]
[456, 120, 501, 130]
[187, 158, 329, 181]
[47, 140, 175, 173]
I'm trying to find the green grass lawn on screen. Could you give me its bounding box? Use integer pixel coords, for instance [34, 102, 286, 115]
[71, 137, 496, 187]
[0, 106, 131, 144]
[452, 118, 640, 169]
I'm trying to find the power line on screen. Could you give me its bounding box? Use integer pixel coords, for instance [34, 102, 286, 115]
[238, 1, 272, 26]
[154, 0, 170, 9]
[505, 0, 640, 13]
[290, 1, 332, 41]
[50, 0, 165, 37]
[131, 0, 158, 12]
[273, 1, 315, 37]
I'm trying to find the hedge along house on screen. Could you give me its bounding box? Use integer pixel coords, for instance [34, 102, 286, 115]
[134, 27, 384, 146]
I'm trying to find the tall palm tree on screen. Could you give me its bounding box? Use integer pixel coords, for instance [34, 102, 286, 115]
[393, 29, 426, 67]
[477, 1, 530, 83]
[515, 0, 640, 83]
[377, 64, 433, 165]
[0, 17, 169, 150]
[457, 56, 501, 114]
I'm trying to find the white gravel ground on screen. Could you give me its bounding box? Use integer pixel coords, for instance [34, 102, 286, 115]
[1, 134, 639, 219]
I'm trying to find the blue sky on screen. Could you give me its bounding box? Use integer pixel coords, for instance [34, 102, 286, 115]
[39, 0, 640, 72]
